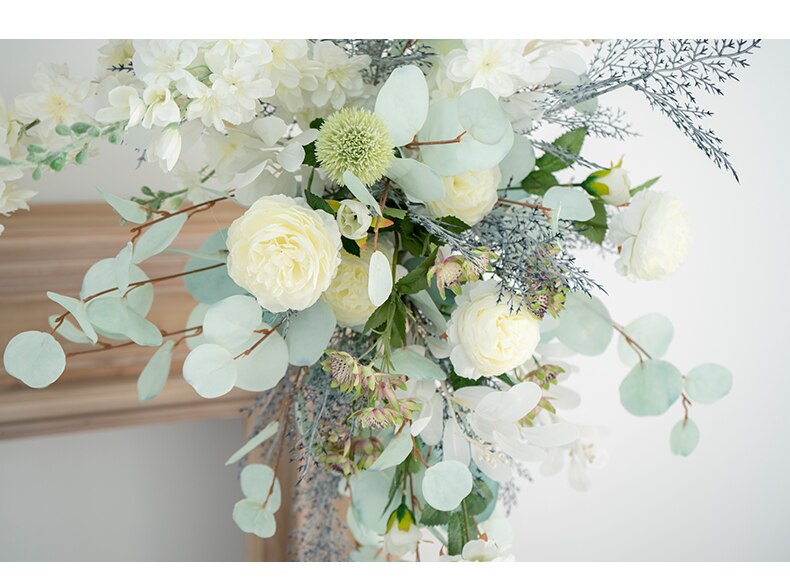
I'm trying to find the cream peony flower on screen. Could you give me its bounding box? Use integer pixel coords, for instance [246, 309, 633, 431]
[608, 190, 691, 280]
[226, 194, 342, 312]
[322, 241, 390, 327]
[425, 167, 501, 226]
[447, 280, 540, 378]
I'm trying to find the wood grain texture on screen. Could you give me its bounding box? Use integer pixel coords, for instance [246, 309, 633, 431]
[0, 201, 300, 561]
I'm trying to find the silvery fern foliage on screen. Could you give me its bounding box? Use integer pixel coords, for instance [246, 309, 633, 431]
[338, 39, 436, 84]
[545, 39, 759, 179]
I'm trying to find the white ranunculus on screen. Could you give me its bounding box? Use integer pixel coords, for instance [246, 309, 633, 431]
[425, 167, 501, 227]
[323, 242, 390, 327]
[608, 190, 691, 280]
[447, 280, 540, 378]
[336, 199, 372, 240]
[595, 167, 631, 206]
[226, 194, 341, 312]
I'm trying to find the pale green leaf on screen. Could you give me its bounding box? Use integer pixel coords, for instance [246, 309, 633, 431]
[684, 364, 732, 404]
[240, 464, 281, 511]
[389, 347, 446, 381]
[368, 250, 393, 307]
[99, 189, 147, 223]
[543, 187, 595, 221]
[286, 300, 336, 366]
[3, 331, 66, 389]
[385, 158, 446, 203]
[225, 421, 280, 465]
[458, 87, 509, 145]
[86, 297, 162, 346]
[234, 328, 289, 392]
[232, 499, 276, 538]
[670, 418, 700, 456]
[374, 64, 429, 146]
[166, 247, 228, 262]
[617, 313, 674, 367]
[498, 133, 536, 188]
[183, 230, 245, 304]
[48, 314, 92, 344]
[132, 214, 188, 263]
[620, 360, 683, 416]
[367, 428, 414, 472]
[343, 171, 382, 215]
[202, 295, 262, 349]
[422, 460, 474, 512]
[182, 343, 238, 398]
[46, 292, 98, 343]
[137, 340, 174, 401]
[555, 292, 613, 356]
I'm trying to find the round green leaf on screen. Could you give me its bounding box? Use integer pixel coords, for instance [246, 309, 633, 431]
[202, 295, 262, 348]
[86, 297, 163, 346]
[183, 229, 246, 304]
[374, 64, 429, 146]
[114, 243, 133, 293]
[232, 499, 276, 538]
[543, 187, 595, 222]
[684, 363, 732, 405]
[417, 98, 467, 176]
[617, 313, 674, 367]
[555, 292, 613, 356]
[286, 300, 336, 366]
[620, 360, 683, 416]
[185, 303, 210, 350]
[407, 290, 447, 334]
[348, 469, 398, 533]
[456, 124, 514, 172]
[670, 418, 700, 456]
[48, 314, 92, 345]
[458, 87, 509, 145]
[225, 421, 279, 465]
[3, 331, 66, 389]
[498, 133, 535, 188]
[132, 214, 188, 263]
[389, 347, 446, 381]
[422, 460, 474, 511]
[240, 464, 282, 512]
[182, 343, 238, 398]
[234, 328, 289, 392]
[385, 158, 446, 204]
[367, 428, 414, 472]
[137, 340, 174, 402]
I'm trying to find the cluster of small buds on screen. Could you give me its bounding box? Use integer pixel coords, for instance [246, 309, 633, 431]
[321, 350, 419, 430]
[317, 435, 384, 476]
[523, 364, 565, 391]
[428, 245, 497, 299]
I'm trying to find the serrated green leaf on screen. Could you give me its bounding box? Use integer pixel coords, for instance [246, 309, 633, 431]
[575, 199, 608, 244]
[630, 176, 661, 195]
[419, 505, 451, 527]
[536, 128, 587, 172]
[304, 190, 334, 215]
[520, 168, 559, 196]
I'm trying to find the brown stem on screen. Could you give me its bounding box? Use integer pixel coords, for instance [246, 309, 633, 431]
[612, 322, 653, 363]
[234, 321, 283, 360]
[66, 326, 203, 357]
[404, 131, 466, 149]
[681, 394, 692, 423]
[130, 194, 234, 242]
[373, 182, 391, 252]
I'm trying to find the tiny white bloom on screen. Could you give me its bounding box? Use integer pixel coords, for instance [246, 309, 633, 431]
[95, 86, 145, 129]
[132, 40, 198, 85]
[152, 125, 182, 171]
[141, 80, 181, 128]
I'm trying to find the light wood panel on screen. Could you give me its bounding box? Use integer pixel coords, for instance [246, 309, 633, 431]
[0, 201, 292, 561]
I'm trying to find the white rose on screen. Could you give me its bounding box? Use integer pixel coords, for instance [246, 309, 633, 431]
[595, 167, 631, 206]
[608, 190, 691, 280]
[426, 167, 500, 227]
[322, 241, 391, 327]
[336, 199, 372, 240]
[447, 280, 540, 378]
[226, 194, 341, 312]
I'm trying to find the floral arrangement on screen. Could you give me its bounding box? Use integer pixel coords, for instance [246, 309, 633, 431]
[0, 39, 758, 561]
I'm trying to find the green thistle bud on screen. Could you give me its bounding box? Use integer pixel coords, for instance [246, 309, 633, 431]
[315, 107, 394, 186]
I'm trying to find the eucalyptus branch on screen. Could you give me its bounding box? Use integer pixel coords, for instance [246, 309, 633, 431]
[65, 326, 202, 358]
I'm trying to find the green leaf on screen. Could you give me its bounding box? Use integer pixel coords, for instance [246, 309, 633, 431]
[182, 343, 238, 398]
[684, 364, 732, 404]
[498, 133, 535, 188]
[234, 327, 289, 392]
[520, 168, 559, 195]
[304, 190, 335, 215]
[419, 505, 451, 527]
[286, 300, 336, 366]
[166, 247, 228, 262]
[575, 199, 607, 244]
[183, 230, 246, 304]
[448, 369, 483, 390]
[137, 340, 174, 402]
[99, 189, 147, 224]
[202, 295, 262, 348]
[536, 127, 587, 172]
[457, 87, 509, 146]
[86, 297, 163, 346]
[555, 292, 613, 356]
[233, 500, 276, 538]
[422, 460, 474, 511]
[463, 478, 495, 517]
[363, 295, 392, 332]
[620, 360, 683, 416]
[343, 171, 382, 215]
[240, 464, 281, 510]
[132, 214, 188, 263]
[48, 314, 92, 345]
[435, 216, 471, 234]
[395, 248, 437, 295]
[341, 237, 361, 257]
[374, 64, 429, 147]
[630, 176, 661, 196]
[46, 292, 98, 343]
[3, 331, 66, 389]
[225, 421, 279, 465]
[385, 158, 446, 204]
[616, 313, 674, 367]
[447, 506, 477, 556]
[543, 186, 595, 221]
[670, 419, 700, 456]
[368, 429, 414, 472]
[389, 347, 446, 381]
[407, 290, 447, 334]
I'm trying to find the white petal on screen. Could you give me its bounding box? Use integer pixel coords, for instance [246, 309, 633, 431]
[367, 250, 393, 307]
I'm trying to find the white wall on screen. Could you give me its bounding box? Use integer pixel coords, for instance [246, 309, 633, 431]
[0, 40, 787, 561]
